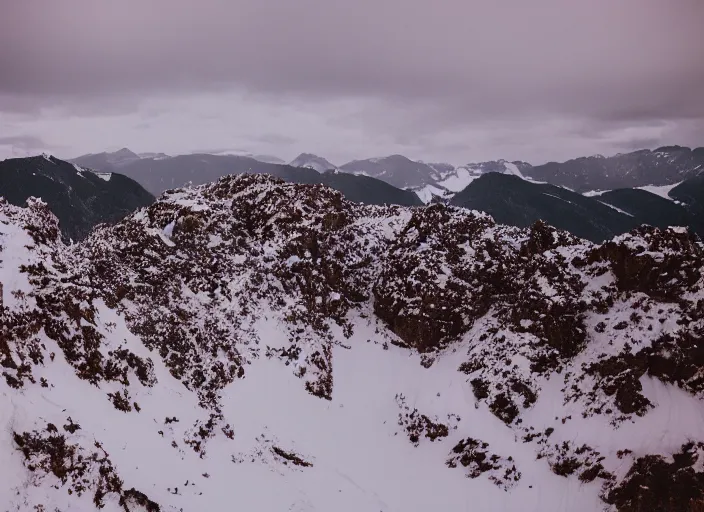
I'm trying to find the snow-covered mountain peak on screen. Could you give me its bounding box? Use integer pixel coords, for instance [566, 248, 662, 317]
[2, 175, 704, 511]
[104, 148, 141, 165]
[289, 153, 337, 172]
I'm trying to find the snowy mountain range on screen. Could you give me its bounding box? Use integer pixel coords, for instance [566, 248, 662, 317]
[71, 145, 704, 205]
[287, 148, 704, 203]
[527, 146, 704, 193]
[2, 173, 704, 511]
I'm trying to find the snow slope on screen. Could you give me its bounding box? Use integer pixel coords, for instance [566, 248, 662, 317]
[636, 182, 682, 200]
[414, 183, 448, 203]
[436, 168, 481, 193]
[2, 176, 704, 511]
[503, 161, 524, 178]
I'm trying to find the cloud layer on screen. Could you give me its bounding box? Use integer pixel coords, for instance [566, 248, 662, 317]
[1, 0, 702, 163]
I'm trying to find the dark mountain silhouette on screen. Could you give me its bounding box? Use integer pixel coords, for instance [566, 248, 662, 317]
[523, 146, 704, 192]
[449, 173, 637, 243]
[598, 188, 704, 237]
[0, 154, 154, 241]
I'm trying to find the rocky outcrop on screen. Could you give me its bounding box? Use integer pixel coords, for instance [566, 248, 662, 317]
[2, 174, 704, 511]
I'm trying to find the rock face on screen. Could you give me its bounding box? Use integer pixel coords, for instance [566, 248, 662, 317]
[2, 174, 704, 511]
[0, 154, 154, 241]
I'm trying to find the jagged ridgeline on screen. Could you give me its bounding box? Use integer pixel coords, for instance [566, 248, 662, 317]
[2, 173, 704, 511]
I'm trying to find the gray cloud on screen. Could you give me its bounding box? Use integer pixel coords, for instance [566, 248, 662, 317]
[0, 0, 702, 163]
[246, 133, 297, 146]
[609, 137, 663, 152]
[0, 134, 51, 150]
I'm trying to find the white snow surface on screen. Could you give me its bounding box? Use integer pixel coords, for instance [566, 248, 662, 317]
[583, 190, 610, 197]
[414, 184, 447, 203]
[436, 168, 480, 193]
[0, 311, 606, 512]
[503, 161, 523, 178]
[412, 161, 539, 203]
[636, 182, 682, 200]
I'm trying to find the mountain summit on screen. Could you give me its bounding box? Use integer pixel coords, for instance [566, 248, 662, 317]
[2, 173, 704, 511]
[0, 154, 154, 240]
[340, 155, 438, 189]
[289, 153, 337, 172]
[72, 148, 142, 169]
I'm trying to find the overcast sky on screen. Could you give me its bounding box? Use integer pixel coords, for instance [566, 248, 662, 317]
[1, 0, 702, 165]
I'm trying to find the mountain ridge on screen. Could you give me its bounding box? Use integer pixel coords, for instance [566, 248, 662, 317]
[298, 147, 704, 202]
[2, 174, 704, 511]
[71, 145, 704, 203]
[0, 154, 154, 240]
[67, 153, 421, 207]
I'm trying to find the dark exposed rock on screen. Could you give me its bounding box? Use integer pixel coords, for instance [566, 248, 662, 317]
[395, 394, 452, 445]
[271, 446, 313, 468]
[604, 442, 704, 512]
[585, 226, 703, 302]
[446, 437, 521, 490]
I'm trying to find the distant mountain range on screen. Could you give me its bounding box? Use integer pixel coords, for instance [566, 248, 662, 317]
[0, 144, 702, 249]
[71, 146, 704, 204]
[0, 154, 421, 242]
[525, 146, 704, 192]
[67, 151, 421, 207]
[0, 154, 154, 240]
[340, 155, 439, 189]
[62, 146, 704, 242]
[72, 148, 286, 169]
[284, 146, 704, 202]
